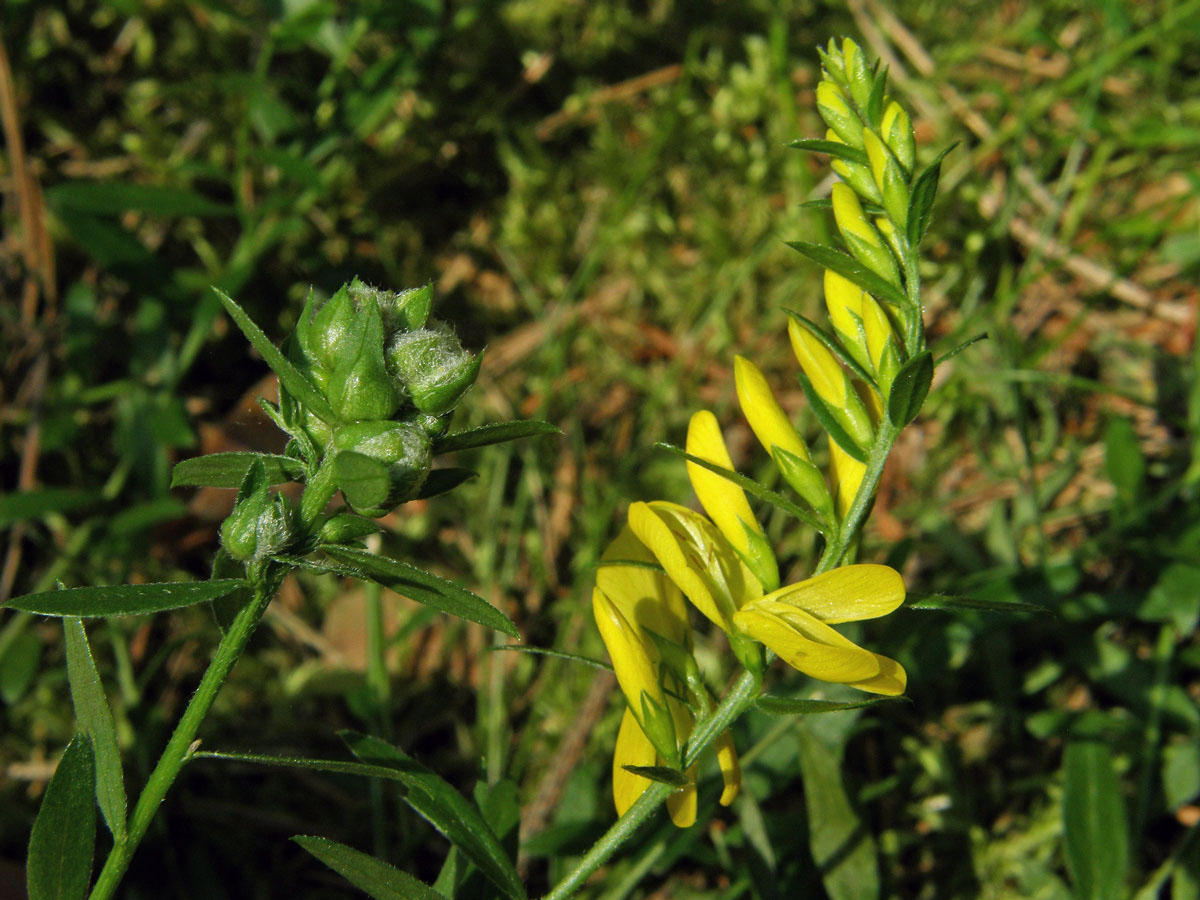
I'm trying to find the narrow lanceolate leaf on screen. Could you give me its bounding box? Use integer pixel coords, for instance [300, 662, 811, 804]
[886, 350, 933, 428]
[756, 695, 904, 716]
[934, 332, 988, 366]
[416, 468, 478, 500]
[788, 138, 869, 167]
[905, 143, 957, 247]
[214, 288, 335, 423]
[490, 645, 614, 672]
[621, 765, 690, 787]
[171, 452, 306, 489]
[654, 443, 825, 531]
[63, 619, 126, 842]
[906, 592, 1048, 614]
[341, 732, 526, 900]
[293, 836, 447, 900]
[8, 581, 246, 618]
[27, 734, 97, 900]
[322, 546, 519, 638]
[433, 420, 559, 454]
[1063, 733, 1129, 900]
[786, 242, 910, 310]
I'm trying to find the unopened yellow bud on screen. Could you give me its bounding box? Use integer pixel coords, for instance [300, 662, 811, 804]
[733, 356, 812, 465]
[860, 293, 894, 372]
[832, 183, 881, 249]
[817, 82, 865, 150]
[829, 439, 868, 518]
[863, 129, 888, 192]
[881, 101, 915, 173]
[788, 317, 846, 409]
[824, 270, 865, 344]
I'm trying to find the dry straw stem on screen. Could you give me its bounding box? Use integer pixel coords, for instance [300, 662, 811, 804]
[847, 0, 1191, 326]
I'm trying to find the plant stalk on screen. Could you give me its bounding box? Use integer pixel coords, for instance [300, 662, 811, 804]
[88, 573, 278, 900]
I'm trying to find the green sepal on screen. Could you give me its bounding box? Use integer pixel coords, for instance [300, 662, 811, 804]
[394, 283, 433, 332]
[831, 158, 884, 205]
[795, 372, 869, 464]
[843, 40, 874, 111]
[876, 153, 910, 233]
[621, 765, 690, 788]
[738, 519, 780, 594]
[886, 350, 933, 428]
[817, 82, 865, 150]
[308, 284, 357, 373]
[906, 142, 958, 247]
[817, 43, 845, 85]
[841, 228, 901, 289]
[772, 446, 834, 525]
[876, 336, 904, 394]
[318, 514, 382, 545]
[638, 692, 679, 768]
[865, 64, 888, 129]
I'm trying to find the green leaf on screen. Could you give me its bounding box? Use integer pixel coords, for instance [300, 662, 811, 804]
[333, 451, 392, 511]
[321, 547, 519, 638]
[906, 592, 1049, 614]
[788, 138, 869, 167]
[795, 373, 870, 463]
[620, 765, 690, 787]
[886, 350, 933, 428]
[293, 836, 447, 900]
[214, 288, 336, 424]
[905, 143, 957, 247]
[416, 468, 478, 500]
[756, 695, 904, 716]
[865, 64, 888, 129]
[797, 729, 880, 900]
[490, 645, 613, 672]
[63, 619, 126, 842]
[27, 734, 97, 900]
[934, 332, 988, 365]
[1063, 731, 1129, 900]
[171, 452, 306, 489]
[45, 181, 231, 217]
[0, 489, 100, 528]
[341, 731, 526, 900]
[433, 420, 559, 454]
[8, 580, 247, 618]
[654, 443, 825, 530]
[786, 241, 911, 310]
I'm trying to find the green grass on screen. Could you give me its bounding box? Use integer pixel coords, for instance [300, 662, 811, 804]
[2, 1, 1198, 898]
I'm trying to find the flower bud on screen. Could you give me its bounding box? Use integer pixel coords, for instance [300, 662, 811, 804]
[832, 183, 901, 286]
[829, 439, 867, 519]
[842, 38, 874, 113]
[788, 315, 875, 451]
[332, 420, 432, 516]
[325, 296, 402, 423]
[386, 326, 482, 416]
[860, 292, 902, 387]
[863, 128, 910, 231]
[881, 101, 915, 174]
[307, 284, 358, 374]
[348, 279, 433, 336]
[220, 464, 296, 562]
[816, 82, 865, 150]
[823, 269, 872, 373]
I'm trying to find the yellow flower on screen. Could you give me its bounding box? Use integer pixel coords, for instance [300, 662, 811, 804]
[594, 525, 741, 826]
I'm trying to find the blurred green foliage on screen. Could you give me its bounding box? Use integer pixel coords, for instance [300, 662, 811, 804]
[2, 1, 1199, 898]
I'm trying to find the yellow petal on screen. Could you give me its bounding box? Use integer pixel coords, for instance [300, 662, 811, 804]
[816, 80, 851, 118]
[788, 317, 846, 409]
[860, 293, 894, 372]
[847, 653, 907, 696]
[734, 356, 812, 465]
[832, 182, 881, 249]
[628, 501, 760, 631]
[597, 525, 690, 650]
[828, 439, 867, 518]
[757, 565, 905, 624]
[667, 764, 699, 827]
[593, 589, 662, 715]
[715, 729, 741, 806]
[823, 269, 865, 349]
[613, 707, 657, 817]
[732, 601, 880, 683]
[686, 410, 763, 559]
[862, 128, 888, 192]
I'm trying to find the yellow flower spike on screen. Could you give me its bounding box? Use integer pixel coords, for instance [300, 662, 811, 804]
[829, 438, 867, 518]
[732, 601, 881, 684]
[733, 356, 811, 465]
[628, 501, 759, 633]
[758, 564, 904, 624]
[788, 316, 847, 409]
[715, 729, 742, 806]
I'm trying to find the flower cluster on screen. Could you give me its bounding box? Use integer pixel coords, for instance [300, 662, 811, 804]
[591, 38, 937, 828]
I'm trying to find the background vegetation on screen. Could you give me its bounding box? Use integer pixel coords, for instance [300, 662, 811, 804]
[2, 1, 1198, 898]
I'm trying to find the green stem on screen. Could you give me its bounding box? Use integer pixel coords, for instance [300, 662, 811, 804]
[540, 668, 760, 900]
[819, 421, 901, 574]
[88, 573, 279, 900]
